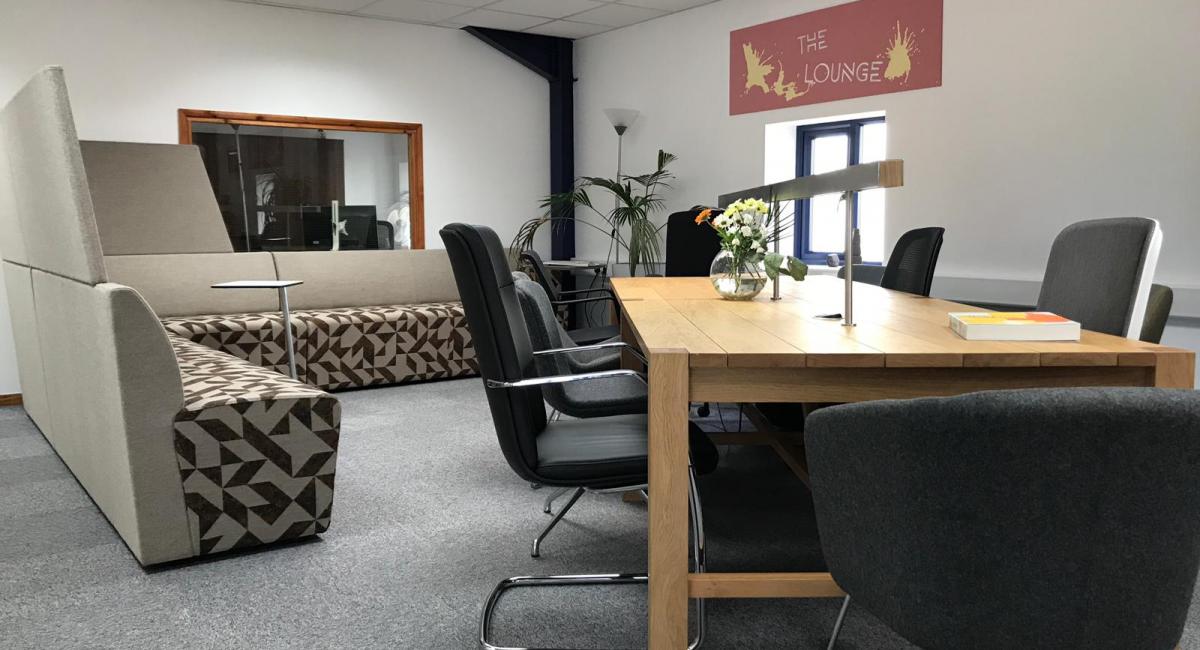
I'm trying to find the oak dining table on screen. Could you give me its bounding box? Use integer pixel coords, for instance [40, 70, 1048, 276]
[610, 275, 1196, 649]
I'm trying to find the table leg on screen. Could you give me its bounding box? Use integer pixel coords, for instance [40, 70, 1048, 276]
[648, 349, 690, 649]
[278, 287, 298, 380]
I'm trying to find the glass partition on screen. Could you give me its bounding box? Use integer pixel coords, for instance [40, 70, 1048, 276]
[180, 111, 422, 252]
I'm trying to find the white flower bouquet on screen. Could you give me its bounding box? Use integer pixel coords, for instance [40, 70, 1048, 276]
[696, 198, 808, 284]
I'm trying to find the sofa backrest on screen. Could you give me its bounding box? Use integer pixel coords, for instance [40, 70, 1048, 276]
[105, 252, 280, 317]
[0, 66, 106, 283]
[80, 140, 233, 255]
[0, 67, 192, 565]
[271, 249, 460, 310]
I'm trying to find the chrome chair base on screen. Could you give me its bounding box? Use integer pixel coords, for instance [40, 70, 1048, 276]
[826, 595, 851, 650]
[483, 466, 706, 649]
[532, 487, 585, 557]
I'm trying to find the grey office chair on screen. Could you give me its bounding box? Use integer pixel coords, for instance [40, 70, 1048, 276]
[515, 277, 645, 419]
[441, 223, 715, 649]
[1037, 217, 1162, 338]
[520, 249, 620, 346]
[511, 272, 622, 374]
[806, 388, 1200, 650]
[1140, 284, 1173, 344]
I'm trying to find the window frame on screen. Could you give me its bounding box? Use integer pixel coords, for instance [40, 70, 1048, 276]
[178, 109, 425, 249]
[794, 116, 886, 265]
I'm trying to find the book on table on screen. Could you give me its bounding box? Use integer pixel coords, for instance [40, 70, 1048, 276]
[949, 312, 1081, 341]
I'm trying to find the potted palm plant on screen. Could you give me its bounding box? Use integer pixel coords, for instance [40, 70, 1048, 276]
[512, 150, 677, 277]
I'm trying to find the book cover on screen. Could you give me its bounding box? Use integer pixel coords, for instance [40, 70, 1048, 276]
[949, 312, 1081, 341]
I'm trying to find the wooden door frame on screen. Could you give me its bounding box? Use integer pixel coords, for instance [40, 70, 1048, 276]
[178, 109, 425, 249]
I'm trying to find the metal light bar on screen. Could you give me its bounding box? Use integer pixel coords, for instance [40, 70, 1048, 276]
[718, 159, 903, 206]
[716, 159, 904, 328]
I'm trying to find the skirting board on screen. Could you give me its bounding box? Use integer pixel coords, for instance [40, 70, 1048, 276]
[0, 394, 23, 406]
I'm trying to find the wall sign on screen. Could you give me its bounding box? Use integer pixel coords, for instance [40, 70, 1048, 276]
[730, 0, 943, 115]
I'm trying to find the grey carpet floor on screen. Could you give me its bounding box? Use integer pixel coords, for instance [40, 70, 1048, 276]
[1, 379, 1198, 649]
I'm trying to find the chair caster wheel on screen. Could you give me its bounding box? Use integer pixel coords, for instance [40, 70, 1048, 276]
[697, 404, 711, 417]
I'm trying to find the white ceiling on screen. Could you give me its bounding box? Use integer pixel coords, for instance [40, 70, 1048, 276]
[220, 0, 719, 39]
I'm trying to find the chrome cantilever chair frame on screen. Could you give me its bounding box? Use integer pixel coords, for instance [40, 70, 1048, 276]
[480, 370, 707, 650]
[524, 342, 651, 554]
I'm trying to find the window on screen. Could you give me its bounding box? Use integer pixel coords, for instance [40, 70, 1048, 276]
[794, 117, 887, 264]
[179, 110, 424, 251]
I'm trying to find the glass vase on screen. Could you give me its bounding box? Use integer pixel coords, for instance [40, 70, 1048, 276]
[709, 249, 768, 300]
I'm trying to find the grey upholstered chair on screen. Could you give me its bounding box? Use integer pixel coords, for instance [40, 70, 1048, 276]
[520, 249, 620, 345]
[515, 277, 646, 419]
[1037, 217, 1162, 338]
[1140, 284, 1174, 344]
[806, 388, 1200, 650]
[511, 272, 622, 374]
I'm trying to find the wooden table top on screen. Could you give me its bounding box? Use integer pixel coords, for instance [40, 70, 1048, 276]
[611, 276, 1194, 373]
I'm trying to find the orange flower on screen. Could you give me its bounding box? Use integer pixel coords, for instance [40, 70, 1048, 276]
[694, 209, 713, 224]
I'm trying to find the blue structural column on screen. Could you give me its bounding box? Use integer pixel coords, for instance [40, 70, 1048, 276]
[465, 27, 575, 260]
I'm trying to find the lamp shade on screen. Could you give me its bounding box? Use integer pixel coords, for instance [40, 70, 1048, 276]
[603, 108, 640, 135]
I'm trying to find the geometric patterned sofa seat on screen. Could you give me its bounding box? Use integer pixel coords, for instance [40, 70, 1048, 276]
[292, 301, 478, 391]
[162, 301, 478, 392]
[169, 335, 340, 556]
[162, 312, 303, 379]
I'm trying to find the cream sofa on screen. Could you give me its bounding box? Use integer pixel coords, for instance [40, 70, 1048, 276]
[82, 136, 477, 391]
[105, 250, 477, 390]
[0, 67, 340, 565]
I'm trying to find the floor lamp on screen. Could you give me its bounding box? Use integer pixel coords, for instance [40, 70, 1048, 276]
[603, 108, 639, 267]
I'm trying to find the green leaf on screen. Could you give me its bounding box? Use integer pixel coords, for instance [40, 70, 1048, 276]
[786, 257, 809, 281]
[764, 252, 784, 281]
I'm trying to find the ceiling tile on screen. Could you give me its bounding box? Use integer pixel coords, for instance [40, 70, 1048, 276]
[266, 0, 378, 11]
[447, 9, 550, 30]
[617, 0, 715, 11]
[486, 0, 605, 20]
[355, 0, 473, 22]
[524, 19, 612, 38]
[570, 3, 667, 27]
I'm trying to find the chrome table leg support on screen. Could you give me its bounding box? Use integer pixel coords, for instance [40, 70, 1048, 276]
[542, 487, 571, 514]
[827, 595, 851, 650]
[688, 462, 706, 650]
[532, 487, 584, 557]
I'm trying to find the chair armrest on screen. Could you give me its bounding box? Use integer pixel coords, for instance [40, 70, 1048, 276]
[558, 287, 615, 298]
[533, 341, 647, 365]
[485, 369, 645, 389]
[552, 295, 616, 308]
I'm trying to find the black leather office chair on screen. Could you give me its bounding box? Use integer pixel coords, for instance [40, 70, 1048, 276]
[520, 249, 620, 345]
[806, 388, 1200, 650]
[664, 209, 722, 277]
[440, 223, 714, 649]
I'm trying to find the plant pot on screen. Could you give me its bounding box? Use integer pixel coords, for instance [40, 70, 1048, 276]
[709, 249, 768, 300]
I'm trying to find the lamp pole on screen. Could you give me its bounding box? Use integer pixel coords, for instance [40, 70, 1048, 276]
[604, 109, 639, 272]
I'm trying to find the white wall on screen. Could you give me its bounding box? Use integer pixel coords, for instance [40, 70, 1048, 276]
[575, 0, 1200, 385]
[0, 0, 551, 393]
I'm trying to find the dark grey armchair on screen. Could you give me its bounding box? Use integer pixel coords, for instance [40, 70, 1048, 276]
[805, 388, 1200, 650]
[514, 277, 646, 419]
[1037, 217, 1162, 338]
